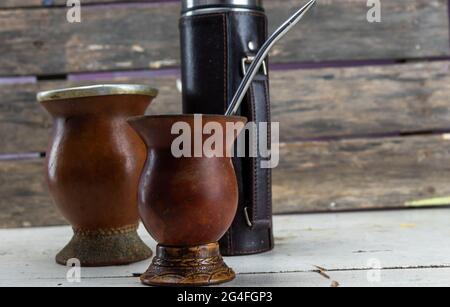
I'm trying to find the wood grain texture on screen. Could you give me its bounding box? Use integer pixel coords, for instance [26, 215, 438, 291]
[0, 76, 181, 154]
[0, 0, 163, 8]
[327, 269, 450, 287]
[2, 62, 450, 154]
[272, 61, 450, 141]
[0, 3, 180, 76]
[2, 135, 450, 227]
[1, 209, 450, 287]
[274, 135, 450, 213]
[0, 159, 66, 228]
[266, 0, 449, 63]
[0, 0, 447, 76]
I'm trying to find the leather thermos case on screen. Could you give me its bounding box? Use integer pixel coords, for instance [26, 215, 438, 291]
[180, 0, 274, 255]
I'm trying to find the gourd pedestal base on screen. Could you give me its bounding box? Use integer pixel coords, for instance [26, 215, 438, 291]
[140, 243, 235, 286]
[56, 225, 152, 267]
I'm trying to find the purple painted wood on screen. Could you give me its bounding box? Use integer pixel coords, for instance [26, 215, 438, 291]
[0, 152, 43, 161]
[68, 68, 180, 81]
[0, 77, 36, 85]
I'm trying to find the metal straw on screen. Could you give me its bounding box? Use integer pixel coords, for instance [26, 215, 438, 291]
[225, 0, 317, 116]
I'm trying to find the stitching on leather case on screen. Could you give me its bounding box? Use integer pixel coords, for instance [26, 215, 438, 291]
[225, 14, 233, 253]
[180, 13, 229, 127]
[263, 78, 272, 220]
[255, 80, 269, 222]
[249, 83, 258, 223]
[251, 79, 273, 224]
[244, 13, 270, 226]
[190, 12, 231, 252]
[215, 11, 270, 252]
[262, 16, 272, 222]
[223, 13, 232, 253]
[223, 14, 228, 112]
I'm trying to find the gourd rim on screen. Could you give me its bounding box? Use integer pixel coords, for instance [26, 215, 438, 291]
[37, 84, 158, 102]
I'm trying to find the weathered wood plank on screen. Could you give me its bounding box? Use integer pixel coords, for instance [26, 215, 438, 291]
[328, 268, 450, 287]
[0, 0, 44, 8]
[0, 3, 181, 76]
[3, 62, 450, 153]
[0, 76, 181, 154]
[272, 61, 450, 141]
[0, 158, 66, 228]
[3, 268, 448, 287]
[267, 0, 449, 63]
[0, 0, 163, 9]
[0, 272, 332, 287]
[1, 209, 450, 287]
[0, 0, 447, 76]
[2, 135, 450, 227]
[275, 135, 450, 213]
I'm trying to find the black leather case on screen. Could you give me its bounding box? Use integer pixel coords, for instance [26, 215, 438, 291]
[180, 9, 274, 255]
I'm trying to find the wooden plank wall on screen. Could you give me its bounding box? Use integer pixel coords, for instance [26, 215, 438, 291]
[1, 0, 450, 227]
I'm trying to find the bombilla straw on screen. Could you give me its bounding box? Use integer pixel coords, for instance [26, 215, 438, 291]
[225, 0, 317, 116]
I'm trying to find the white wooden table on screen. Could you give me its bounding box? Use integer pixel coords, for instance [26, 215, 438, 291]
[1, 208, 449, 287]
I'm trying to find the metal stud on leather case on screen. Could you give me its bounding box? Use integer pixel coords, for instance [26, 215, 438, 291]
[180, 0, 274, 255]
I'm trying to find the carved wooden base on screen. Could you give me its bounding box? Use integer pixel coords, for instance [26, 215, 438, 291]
[56, 225, 152, 267]
[140, 243, 235, 287]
